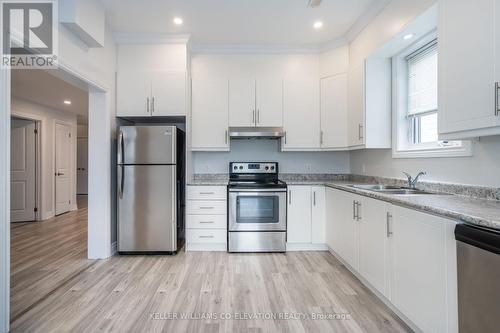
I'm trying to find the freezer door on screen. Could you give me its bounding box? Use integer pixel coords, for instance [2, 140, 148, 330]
[118, 165, 176, 252]
[118, 126, 176, 165]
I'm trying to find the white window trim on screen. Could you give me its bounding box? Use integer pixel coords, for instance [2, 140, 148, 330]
[392, 31, 473, 159]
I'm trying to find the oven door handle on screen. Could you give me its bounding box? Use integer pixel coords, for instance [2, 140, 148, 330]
[228, 188, 287, 193]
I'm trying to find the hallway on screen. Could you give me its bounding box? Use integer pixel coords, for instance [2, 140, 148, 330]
[10, 196, 92, 322]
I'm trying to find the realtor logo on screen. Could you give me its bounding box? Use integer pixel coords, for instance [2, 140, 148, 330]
[1, 0, 58, 68]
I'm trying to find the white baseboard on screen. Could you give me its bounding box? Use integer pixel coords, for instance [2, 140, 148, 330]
[40, 211, 54, 221]
[111, 242, 117, 256]
[186, 243, 227, 252]
[286, 243, 328, 251]
[70, 204, 78, 211]
[326, 246, 421, 333]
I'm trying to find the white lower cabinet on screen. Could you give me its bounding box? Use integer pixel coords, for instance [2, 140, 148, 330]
[287, 185, 327, 250]
[326, 188, 458, 333]
[186, 185, 227, 251]
[358, 196, 391, 299]
[391, 205, 458, 333]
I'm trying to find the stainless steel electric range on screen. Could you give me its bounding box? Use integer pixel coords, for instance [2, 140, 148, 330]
[227, 162, 287, 253]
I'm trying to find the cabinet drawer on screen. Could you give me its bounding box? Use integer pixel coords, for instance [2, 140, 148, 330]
[187, 229, 227, 244]
[187, 215, 227, 229]
[187, 186, 227, 200]
[187, 201, 227, 215]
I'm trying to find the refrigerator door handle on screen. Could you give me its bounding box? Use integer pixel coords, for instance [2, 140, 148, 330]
[118, 130, 124, 164]
[118, 165, 124, 199]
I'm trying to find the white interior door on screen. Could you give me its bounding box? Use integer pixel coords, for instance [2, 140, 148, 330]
[77, 138, 88, 195]
[10, 119, 36, 222]
[55, 123, 72, 215]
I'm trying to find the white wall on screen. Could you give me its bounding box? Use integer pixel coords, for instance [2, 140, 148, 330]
[194, 140, 350, 174]
[11, 98, 78, 219]
[351, 138, 500, 188]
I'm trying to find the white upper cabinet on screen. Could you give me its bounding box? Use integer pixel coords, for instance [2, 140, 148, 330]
[348, 64, 365, 147]
[282, 79, 320, 150]
[256, 79, 283, 127]
[321, 74, 348, 149]
[150, 71, 186, 116]
[229, 78, 256, 127]
[116, 44, 188, 117]
[191, 78, 229, 151]
[347, 59, 391, 149]
[439, 0, 500, 139]
[116, 71, 152, 117]
[228, 78, 283, 127]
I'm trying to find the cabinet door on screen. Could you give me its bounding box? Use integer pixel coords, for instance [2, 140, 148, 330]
[347, 64, 365, 147]
[117, 71, 151, 117]
[151, 71, 186, 116]
[358, 197, 390, 298]
[391, 206, 457, 333]
[328, 189, 358, 270]
[325, 187, 338, 250]
[229, 78, 256, 127]
[311, 186, 326, 244]
[191, 78, 229, 151]
[320, 74, 348, 149]
[287, 186, 311, 244]
[256, 78, 283, 127]
[439, 0, 500, 137]
[283, 79, 320, 149]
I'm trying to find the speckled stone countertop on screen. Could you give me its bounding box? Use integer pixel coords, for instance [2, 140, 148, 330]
[188, 174, 500, 230]
[324, 181, 500, 231]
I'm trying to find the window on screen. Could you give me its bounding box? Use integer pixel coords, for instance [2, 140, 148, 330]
[393, 33, 471, 158]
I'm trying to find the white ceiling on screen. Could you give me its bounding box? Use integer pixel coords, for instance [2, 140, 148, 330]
[11, 70, 89, 124]
[102, 0, 383, 46]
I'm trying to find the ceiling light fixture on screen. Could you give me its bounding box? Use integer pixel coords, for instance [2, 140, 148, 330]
[403, 33, 415, 40]
[63, 100, 72, 105]
[313, 21, 323, 29]
[308, 0, 322, 8]
[173, 17, 183, 25]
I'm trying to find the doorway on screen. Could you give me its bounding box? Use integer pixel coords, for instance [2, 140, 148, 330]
[10, 117, 38, 223]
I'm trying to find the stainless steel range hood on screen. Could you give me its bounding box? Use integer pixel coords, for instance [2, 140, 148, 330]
[228, 127, 285, 139]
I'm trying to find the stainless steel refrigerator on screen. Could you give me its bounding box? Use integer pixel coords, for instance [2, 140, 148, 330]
[117, 126, 184, 253]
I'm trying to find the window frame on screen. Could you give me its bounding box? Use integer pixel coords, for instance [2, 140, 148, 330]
[392, 31, 472, 158]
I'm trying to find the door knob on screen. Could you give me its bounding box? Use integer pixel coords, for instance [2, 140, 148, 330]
[56, 172, 64, 176]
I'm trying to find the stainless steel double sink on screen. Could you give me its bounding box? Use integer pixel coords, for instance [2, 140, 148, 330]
[349, 184, 438, 195]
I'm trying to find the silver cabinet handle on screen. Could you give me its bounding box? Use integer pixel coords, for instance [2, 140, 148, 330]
[358, 124, 364, 140]
[495, 82, 499, 116]
[199, 206, 214, 210]
[320, 131, 324, 145]
[289, 190, 292, 205]
[225, 130, 228, 144]
[284, 133, 287, 144]
[257, 109, 260, 124]
[199, 235, 214, 239]
[151, 96, 155, 114]
[252, 110, 256, 124]
[353, 201, 356, 220]
[146, 97, 150, 114]
[356, 202, 362, 221]
[199, 221, 214, 224]
[386, 212, 393, 237]
[199, 192, 215, 195]
[313, 191, 316, 206]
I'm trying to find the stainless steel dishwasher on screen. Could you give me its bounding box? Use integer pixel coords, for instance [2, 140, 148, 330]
[455, 223, 500, 333]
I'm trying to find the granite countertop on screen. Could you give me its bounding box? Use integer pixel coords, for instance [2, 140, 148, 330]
[188, 176, 500, 230]
[321, 181, 500, 231]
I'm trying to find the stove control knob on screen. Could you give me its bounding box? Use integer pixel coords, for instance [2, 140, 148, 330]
[265, 166, 269, 170]
[239, 166, 243, 170]
[233, 166, 238, 170]
[270, 166, 275, 170]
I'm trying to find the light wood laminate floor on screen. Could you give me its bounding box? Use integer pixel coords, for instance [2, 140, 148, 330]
[10, 197, 411, 333]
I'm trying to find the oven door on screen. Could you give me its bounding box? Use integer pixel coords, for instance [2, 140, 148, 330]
[229, 189, 287, 232]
